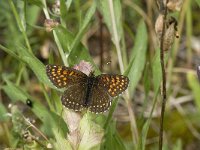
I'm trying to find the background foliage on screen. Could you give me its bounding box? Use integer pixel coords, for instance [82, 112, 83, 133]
[0, 0, 200, 149]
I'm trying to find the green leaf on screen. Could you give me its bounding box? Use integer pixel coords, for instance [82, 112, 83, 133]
[126, 20, 147, 95]
[17, 0, 26, 31]
[26, 5, 40, 27]
[195, 0, 200, 7]
[26, 0, 44, 8]
[2, 76, 28, 102]
[152, 48, 169, 91]
[0, 103, 8, 121]
[1, 44, 58, 90]
[96, 0, 123, 42]
[70, 2, 96, 51]
[137, 120, 149, 150]
[152, 48, 162, 90]
[172, 139, 182, 150]
[9, 0, 25, 32]
[102, 121, 126, 150]
[66, 0, 73, 9]
[55, 25, 74, 53]
[55, 25, 100, 74]
[53, 127, 72, 150]
[187, 72, 200, 111]
[143, 64, 151, 96]
[17, 46, 57, 89]
[51, 90, 63, 113]
[78, 114, 104, 150]
[60, 0, 68, 23]
[137, 89, 159, 150]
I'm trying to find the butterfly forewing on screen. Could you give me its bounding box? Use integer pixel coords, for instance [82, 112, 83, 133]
[88, 84, 111, 113]
[61, 83, 87, 111]
[97, 74, 129, 97]
[46, 64, 87, 88]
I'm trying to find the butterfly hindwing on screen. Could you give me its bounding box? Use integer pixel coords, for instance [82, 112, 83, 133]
[46, 64, 87, 88]
[88, 83, 111, 113]
[61, 83, 87, 111]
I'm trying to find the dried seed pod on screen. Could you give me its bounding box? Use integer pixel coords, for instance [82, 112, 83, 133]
[167, 0, 183, 11]
[163, 17, 178, 51]
[155, 14, 165, 40]
[44, 19, 59, 32]
[163, 22, 175, 51]
[168, 17, 179, 38]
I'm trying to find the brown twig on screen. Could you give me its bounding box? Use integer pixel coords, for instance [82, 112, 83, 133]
[158, 0, 169, 149]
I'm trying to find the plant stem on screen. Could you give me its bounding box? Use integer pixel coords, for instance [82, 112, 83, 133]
[107, 0, 138, 147]
[42, 0, 68, 66]
[158, 0, 168, 149]
[108, 0, 124, 73]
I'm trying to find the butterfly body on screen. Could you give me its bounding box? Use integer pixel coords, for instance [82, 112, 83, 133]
[46, 64, 129, 113]
[83, 74, 96, 107]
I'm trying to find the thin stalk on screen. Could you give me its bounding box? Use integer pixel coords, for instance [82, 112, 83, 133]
[42, 0, 68, 66]
[53, 31, 68, 66]
[8, 0, 33, 55]
[0, 44, 25, 63]
[125, 91, 139, 147]
[3, 123, 12, 147]
[75, 0, 82, 30]
[108, 0, 124, 73]
[138, 89, 160, 150]
[16, 63, 25, 85]
[23, 116, 49, 142]
[158, 0, 168, 149]
[98, 12, 104, 71]
[121, 25, 128, 68]
[40, 84, 55, 112]
[103, 98, 118, 129]
[107, 0, 138, 146]
[186, 0, 192, 66]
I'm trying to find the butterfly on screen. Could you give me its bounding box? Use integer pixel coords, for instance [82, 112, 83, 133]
[46, 64, 129, 113]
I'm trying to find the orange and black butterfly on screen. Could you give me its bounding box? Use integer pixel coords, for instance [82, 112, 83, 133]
[46, 64, 129, 113]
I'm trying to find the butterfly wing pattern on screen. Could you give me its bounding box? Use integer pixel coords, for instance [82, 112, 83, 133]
[97, 74, 129, 97]
[61, 83, 87, 111]
[46, 64, 129, 113]
[46, 64, 87, 88]
[88, 83, 111, 113]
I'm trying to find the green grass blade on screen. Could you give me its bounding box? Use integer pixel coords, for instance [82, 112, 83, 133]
[60, 0, 68, 25]
[126, 20, 148, 95]
[96, 0, 123, 42]
[195, 0, 200, 7]
[0, 103, 8, 121]
[55, 25, 74, 53]
[187, 72, 200, 111]
[70, 2, 96, 51]
[102, 121, 126, 150]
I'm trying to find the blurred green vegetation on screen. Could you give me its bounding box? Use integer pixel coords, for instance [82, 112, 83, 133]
[0, 0, 200, 150]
